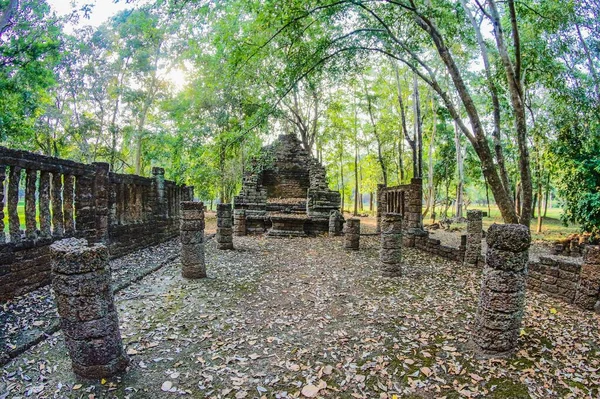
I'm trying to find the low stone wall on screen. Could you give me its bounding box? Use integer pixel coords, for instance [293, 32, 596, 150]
[414, 234, 466, 262]
[528, 256, 582, 304]
[0, 147, 192, 301]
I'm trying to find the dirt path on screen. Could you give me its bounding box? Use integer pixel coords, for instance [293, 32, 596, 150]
[1, 235, 599, 398]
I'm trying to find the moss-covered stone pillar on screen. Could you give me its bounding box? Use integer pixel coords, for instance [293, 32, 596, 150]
[180, 201, 206, 279]
[380, 213, 402, 277]
[464, 210, 483, 267]
[343, 218, 360, 250]
[216, 203, 234, 250]
[574, 246, 600, 311]
[50, 238, 128, 378]
[472, 224, 530, 356]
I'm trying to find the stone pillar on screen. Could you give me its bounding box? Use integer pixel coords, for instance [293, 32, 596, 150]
[39, 171, 52, 239]
[472, 224, 530, 356]
[574, 246, 600, 311]
[180, 201, 206, 279]
[50, 238, 128, 378]
[328, 210, 344, 237]
[8, 165, 21, 243]
[216, 203, 234, 250]
[234, 209, 247, 236]
[25, 169, 37, 240]
[376, 184, 386, 234]
[93, 163, 110, 243]
[380, 213, 403, 277]
[51, 171, 64, 238]
[152, 167, 166, 219]
[464, 210, 483, 266]
[343, 218, 360, 250]
[0, 166, 5, 243]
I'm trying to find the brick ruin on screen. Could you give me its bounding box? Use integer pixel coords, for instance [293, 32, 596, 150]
[233, 134, 341, 236]
[378, 179, 464, 262]
[376, 181, 599, 314]
[0, 147, 192, 301]
[50, 238, 129, 378]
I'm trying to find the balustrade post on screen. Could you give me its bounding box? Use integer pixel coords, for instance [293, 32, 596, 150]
[8, 166, 21, 243]
[39, 171, 52, 239]
[25, 169, 37, 240]
[63, 175, 75, 236]
[0, 166, 5, 243]
[52, 172, 64, 238]
[152, 167, 166, 219]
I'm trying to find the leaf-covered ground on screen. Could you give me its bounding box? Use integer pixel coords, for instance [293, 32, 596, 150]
[2, 233, 599, 398]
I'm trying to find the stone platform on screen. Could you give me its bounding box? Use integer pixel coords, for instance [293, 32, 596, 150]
[266, 214, 308, 237]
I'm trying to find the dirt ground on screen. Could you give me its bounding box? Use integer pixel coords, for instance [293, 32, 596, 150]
[1, 232, 599, 399]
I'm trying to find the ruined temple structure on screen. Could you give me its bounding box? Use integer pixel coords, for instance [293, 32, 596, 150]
[233, 134, 341, 236]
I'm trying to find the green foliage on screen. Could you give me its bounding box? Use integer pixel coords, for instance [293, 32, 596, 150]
[0, 0, 63, 147]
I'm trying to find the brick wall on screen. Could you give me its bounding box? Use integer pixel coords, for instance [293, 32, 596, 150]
[0, 147, 192, 301]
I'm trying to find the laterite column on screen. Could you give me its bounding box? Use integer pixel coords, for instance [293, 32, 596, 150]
[464, 210, 483, 266]
[234, 209, 247, 236]
[343, 218, 360, 250]
[180, 201, 206, 278]
[216, 203, 234, 250]
[380, 213, 403, 277]
[50, 238, 128, 378]
[472, 224, 530, 356]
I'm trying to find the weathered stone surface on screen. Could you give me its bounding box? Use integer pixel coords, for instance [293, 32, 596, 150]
[267, 214, 307, 237]
[180, 201, 206, 279]
[328, 210, 344, 237]
[343, 218, 360, 250]
[472, 223, 530, 356]
[216, 203, 234, 250]
[486, 223, 531, 252]
[464, 210, 483, 266]
[180, 230, 204, 245]
[234, 209, 247, 236]
[574, 245, 600, 311]
[50, 238, 128, 378]
[482, 269, 526, 293]
[485, 248, 529, 272]
[379, 213, 402, 277]
[233, 134, 340, 236]
[0, 146, 188, 302]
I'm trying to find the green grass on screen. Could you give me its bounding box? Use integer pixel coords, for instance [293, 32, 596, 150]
[455, 205, 580, 242]
[2, 200, 41, 233]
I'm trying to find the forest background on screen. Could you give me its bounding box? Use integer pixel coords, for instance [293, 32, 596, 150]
[0, 0, 598, 237]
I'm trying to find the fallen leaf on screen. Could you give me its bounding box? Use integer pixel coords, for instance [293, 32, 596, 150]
[301, 384, 320, 397]
[161, 381, 173, 392]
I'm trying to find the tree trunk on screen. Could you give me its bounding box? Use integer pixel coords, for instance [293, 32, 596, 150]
[369, 192, 373, 211]
[488, 0, 533, 226]
[411, 9, 520, 225]
[354, 143, 359, 216]
[365, 87, 388, 186]
[536, 183, 543, 233]
[543, 173, 551, 218]
[455, 121, 464, 218]
[515, 181, 522, 218]
[423, 96, 436, 217]
[340, 143, 345, 212]
[394, 63, 415, 178]
[485, 176, 491, 217]
[413, 74, 423, 178]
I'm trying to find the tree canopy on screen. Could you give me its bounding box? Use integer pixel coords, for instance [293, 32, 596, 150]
[0, 0, 598, 234]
